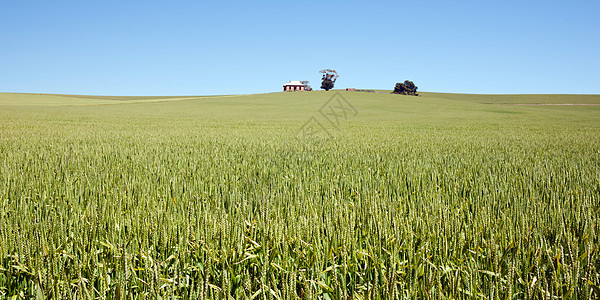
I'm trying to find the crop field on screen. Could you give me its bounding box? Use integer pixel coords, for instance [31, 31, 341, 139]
[1, 91, 599, 299]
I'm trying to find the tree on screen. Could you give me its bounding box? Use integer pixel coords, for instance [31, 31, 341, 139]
[319, 69, 339, 91]
[301, 81, 312, 91]
[392, 80, 418, 96]
[321, 80, 334, 91]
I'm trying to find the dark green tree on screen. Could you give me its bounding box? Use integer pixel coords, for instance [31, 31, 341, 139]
[321, 80, 334, 91]
[393, 80, 418, 96]
[319, 69, 339, 91]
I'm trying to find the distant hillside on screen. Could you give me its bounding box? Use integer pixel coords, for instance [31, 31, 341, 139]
[418, 92, 600, 104]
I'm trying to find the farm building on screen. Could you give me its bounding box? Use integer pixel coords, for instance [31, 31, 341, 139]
[283, 81, 305, 91]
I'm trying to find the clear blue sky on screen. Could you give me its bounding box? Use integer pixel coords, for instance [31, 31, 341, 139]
[1, 0, 598, 95]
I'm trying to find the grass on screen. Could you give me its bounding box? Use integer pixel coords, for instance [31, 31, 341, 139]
[1, 91, 599, 298]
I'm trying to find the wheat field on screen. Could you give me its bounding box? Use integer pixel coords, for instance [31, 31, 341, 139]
[1, 91, 599, 298]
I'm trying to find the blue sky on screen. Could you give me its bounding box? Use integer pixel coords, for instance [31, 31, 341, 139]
[1, 0, 598, 95]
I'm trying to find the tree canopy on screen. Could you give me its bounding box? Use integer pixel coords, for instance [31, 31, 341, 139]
[320, 69, 339, 91]
[301, 81, 312, 91]
[393, 80, 418, 96]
